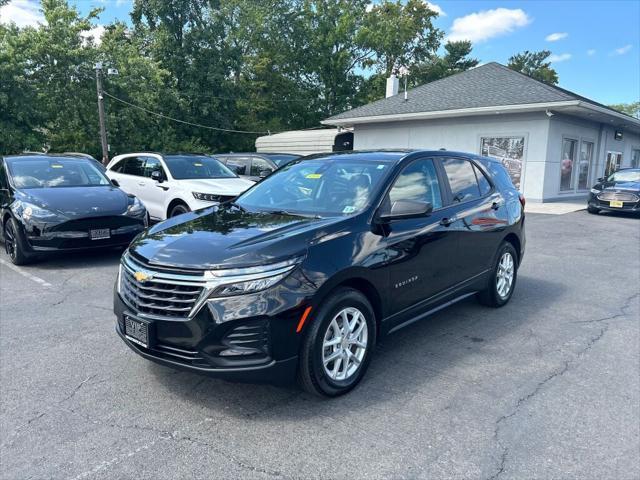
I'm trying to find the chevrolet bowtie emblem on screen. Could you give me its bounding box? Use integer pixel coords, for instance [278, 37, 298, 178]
[134, 271, 152, 282]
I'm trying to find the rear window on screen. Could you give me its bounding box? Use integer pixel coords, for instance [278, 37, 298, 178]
[484, 160, 516, 190]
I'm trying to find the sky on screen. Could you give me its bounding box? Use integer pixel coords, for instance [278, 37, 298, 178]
[1, 0, 639, 105]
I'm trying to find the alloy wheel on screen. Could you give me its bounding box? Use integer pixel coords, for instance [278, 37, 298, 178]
[4, 222, 17, 260]
[496, 251, 515, 299]
[322, 307, 368, 381]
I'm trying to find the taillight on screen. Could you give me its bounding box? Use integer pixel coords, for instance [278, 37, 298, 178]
[519, 194, 526, 208]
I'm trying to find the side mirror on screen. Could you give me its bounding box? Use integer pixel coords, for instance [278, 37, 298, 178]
[259, 169, 272, 179]
[151, 170, 164, 183]
[378, 200, 433, 221]
[110, 178, 120, 187]
[597, 177, 605, 183]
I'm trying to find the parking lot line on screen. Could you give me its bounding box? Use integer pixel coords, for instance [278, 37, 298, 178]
[0, 258, 53, 288]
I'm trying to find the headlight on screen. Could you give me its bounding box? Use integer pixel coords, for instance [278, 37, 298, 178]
[126, 197, 146, 217]
[21, 204, 58, 221]
[207, 257, 303, 297]
[193, 192, 224, 202]
[590, 188, 600, 194]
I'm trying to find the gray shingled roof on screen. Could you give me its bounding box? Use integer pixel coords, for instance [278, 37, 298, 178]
[325, 62, 588, 122]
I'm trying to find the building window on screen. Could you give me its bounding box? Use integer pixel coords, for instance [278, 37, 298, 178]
[560, 138, 577, 191]
[577, 141, 594, 190]
[605, 152, 623, 177]
[632, 149, 640, 168]
[480, 136, 525, 190]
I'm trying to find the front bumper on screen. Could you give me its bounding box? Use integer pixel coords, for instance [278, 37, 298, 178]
[588, 194, 640, 214]
[24, 216, 145, 251]
[113, 268, 314, 384]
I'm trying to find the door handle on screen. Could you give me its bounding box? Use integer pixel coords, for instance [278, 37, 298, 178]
[138, 182, 146, 186]
[440, 217, 454, 227]
[491, 201, 501, 210]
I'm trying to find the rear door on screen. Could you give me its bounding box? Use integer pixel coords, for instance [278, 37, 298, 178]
[380, 157, 460, 317]
[438, 156, 506, 283]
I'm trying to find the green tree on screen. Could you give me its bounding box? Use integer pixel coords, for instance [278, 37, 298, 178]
[507, 50, 559, 84]
[608, 101, 640, 119]
[410, 40, 479, 86]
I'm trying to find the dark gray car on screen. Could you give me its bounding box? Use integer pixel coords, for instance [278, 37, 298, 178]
[216, 153, 301, 181]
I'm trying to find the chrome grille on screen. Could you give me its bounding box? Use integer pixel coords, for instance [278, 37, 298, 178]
[597, 191, 639, 202]
[119, 253, 207, 319]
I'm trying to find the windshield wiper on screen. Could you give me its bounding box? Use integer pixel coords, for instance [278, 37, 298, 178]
[226, 201, 247, 212]
[264, 209, 322, 219]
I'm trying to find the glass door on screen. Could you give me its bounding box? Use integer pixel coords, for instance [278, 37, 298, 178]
[577, 141, 594, 190]
[605, 152, 623, 177]
[560, 138, 577, 191]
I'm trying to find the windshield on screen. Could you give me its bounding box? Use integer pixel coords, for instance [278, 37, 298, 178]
[608, 169, 640, 183]
[236, 158, 393, 216]
[6, 158, 110, 189]
[164, 155, 237, 180]
[267, 154, 300, 167]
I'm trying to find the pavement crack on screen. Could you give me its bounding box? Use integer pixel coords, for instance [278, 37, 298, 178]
[60, 374, 98, 402]
[572, 292, 639, 325]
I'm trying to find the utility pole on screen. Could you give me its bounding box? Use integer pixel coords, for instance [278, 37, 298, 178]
[95, 62, 109, 165]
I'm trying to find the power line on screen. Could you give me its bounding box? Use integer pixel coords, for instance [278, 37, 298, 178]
[102, 91, 274, 134]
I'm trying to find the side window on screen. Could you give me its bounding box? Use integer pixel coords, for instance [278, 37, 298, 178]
[474, 164, 492, 196]
[0, 161, 7, 189]
[388, 158, 442, 209]
[123, 157, 145, 176]
[142, 157, 163, 178]
[250, 157, 273, 177]
[110, 159, 126, 173]
[226, 157, 250, 175]
[442, 158, 481, 203]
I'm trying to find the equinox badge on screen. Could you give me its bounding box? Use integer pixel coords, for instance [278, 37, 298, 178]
[134, 271, 153, 283]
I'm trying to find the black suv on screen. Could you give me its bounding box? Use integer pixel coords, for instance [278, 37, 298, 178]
[115, 151, 525, 396]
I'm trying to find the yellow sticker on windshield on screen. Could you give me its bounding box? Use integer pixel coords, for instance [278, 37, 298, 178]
[306, 173, 322, 179]
[51, 164, 64, 168]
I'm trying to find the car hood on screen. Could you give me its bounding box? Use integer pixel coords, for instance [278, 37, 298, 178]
[601, 180, 640, 192]
[129, 206, 347, 270]
[177, 178, 255, 195]
[16, 186, 129, 218]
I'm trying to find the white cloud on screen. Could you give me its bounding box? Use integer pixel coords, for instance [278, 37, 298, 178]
[548, 53, 572, 63]
[446, 8, 531, 43]
[611, 44, 632, 55]
[0, 0, 43, 27]
[80, 25, 106, 45]
[425, 2, 446, 17]
[116, 0, 131, 5]
[587, 49, 596, 56]
[545, 32, 568, 42]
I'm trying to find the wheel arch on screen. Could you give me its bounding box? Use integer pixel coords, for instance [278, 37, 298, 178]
[503, 232, 521, 264]
[166, 198, 189, 218]
[310, 272, 384, 340]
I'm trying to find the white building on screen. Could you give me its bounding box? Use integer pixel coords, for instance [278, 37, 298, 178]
[322, 63, 640, 202]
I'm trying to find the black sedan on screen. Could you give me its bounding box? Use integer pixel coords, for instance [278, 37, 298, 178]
[588, 168, 640, 215]
[0, 154, 148, 265]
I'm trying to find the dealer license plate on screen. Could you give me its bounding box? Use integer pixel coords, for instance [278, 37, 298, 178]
[90, 228, 111, 240]
[124, 315, 150, 348]
[609, 201, 623, 208]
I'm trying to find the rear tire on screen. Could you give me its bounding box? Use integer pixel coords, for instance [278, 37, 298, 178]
[477, 242, 518, 308]
[169, 203, 190, 218]
[298, 288, 376, 397]
[587, 205, 600, 214]
[4, 217, 31, 266]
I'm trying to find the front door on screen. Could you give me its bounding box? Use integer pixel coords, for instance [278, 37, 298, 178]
[380, 157, 458, 317]
[139, 156, 168, 220]
[605, 152, 623, 177]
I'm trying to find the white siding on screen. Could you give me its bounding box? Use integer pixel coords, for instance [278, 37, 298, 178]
[353, 112, 551, 201]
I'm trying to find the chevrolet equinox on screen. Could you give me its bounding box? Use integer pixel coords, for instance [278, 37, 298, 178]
[114, 150, 525, 396]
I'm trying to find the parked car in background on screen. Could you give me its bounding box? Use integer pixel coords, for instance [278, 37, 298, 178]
[588, 168, 640, 215]
[0, 154, 147, 265]
[106, 153, 254, 220]
[114, 150, 525, 396]
[216, 152, 301, 181]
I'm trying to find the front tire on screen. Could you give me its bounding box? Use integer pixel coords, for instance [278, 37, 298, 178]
[587, 205, 600, 214]
[298, 288, 376, 397]
[4, 217, 31, 265]
[169, 203, 190, 218]
[477, 242, 518, 308]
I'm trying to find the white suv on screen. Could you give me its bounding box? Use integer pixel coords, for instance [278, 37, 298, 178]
[106, 153, 254, 220]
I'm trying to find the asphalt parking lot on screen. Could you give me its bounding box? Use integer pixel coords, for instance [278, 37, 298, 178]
[1, 210, 638, 480]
